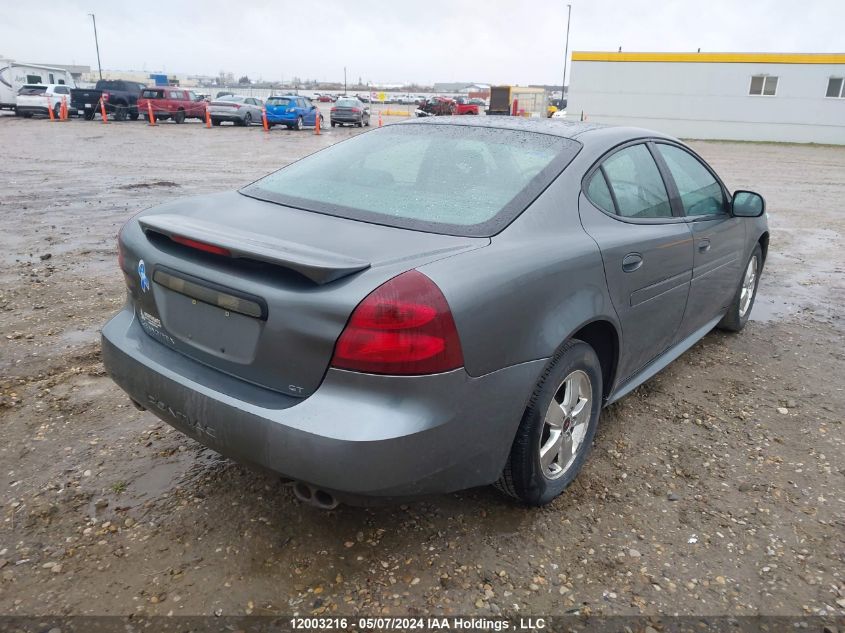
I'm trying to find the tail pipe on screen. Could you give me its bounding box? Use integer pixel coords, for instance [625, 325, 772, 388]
[292, 481, 339, 510]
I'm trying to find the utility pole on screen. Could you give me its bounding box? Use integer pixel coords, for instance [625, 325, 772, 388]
[562, 3, 571, 102]
[88, 13, 103, 80]
[343, 66, 347, 96]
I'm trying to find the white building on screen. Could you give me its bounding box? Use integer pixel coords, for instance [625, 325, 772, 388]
[568, 51, 845, 144]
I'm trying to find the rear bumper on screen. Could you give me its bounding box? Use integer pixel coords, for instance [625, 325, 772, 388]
[209, 110, 244, 122]
[15, 105, 50, 115]
[331, 114, 363, 123]
[102, 306, 542, 501]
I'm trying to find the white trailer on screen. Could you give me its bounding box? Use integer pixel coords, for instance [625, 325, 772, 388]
[0, 61, 76, 110]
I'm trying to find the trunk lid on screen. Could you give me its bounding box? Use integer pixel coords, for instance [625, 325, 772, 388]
[121, 191, 487, 397]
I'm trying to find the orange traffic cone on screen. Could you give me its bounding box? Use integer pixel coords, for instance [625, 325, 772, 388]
[314, 112, 321, 135]
[378, 111, 383, 127]
[99, 96, 109, 123]
[205, 104, 211, 128]
[47, 95, 56, 122]
[147, 100, 156, 126]
[262, 107, 269, 132]
[60, 95, 68, 120]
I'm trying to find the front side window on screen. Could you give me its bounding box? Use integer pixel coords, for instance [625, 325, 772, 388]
[142, 89, 163, 99]
[749, 75, 778, 96]
[656, 144, 726, 216]
[242, 124, 582, 236]
[168, 90, 182, 99]
[599, 145, 672, 219]
[826, 77, 844, 98]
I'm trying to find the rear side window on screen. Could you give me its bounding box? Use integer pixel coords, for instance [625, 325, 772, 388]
[19, 85, 47, 95]
[243, 124, 582, 237]
[600, 145, 672, 219]
[585, 170, 615, 214]
[142, 89, 163, 99]
[168, 90, 182, 99]
[655, 144, 726, 216]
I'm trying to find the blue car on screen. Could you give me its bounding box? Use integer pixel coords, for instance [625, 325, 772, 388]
[265, 95, 322, 130]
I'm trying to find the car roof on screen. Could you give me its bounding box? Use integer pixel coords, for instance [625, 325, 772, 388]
[396, 116, 676, 145]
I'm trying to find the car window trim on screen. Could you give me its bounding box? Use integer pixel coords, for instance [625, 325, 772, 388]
[651, 140, 732, 221]
[581, 138, 685, 224]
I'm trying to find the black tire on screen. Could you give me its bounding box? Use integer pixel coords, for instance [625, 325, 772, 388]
[357, 118, 364, 128]
[718, 243, 763, 332]
[53, 103, 61, 119]
[212, 118, 221, 126]
[496, 339, 603, 506]
[174, 110, 186, 124]
[331, 121, 336, 128]
[83, 111, 95, 121]
[241, 112, 252, 127]
[114, 104, 127, 121]
[295, 116, 303, 131]
[364, 115, 370, 127]
[129, 108, 139, 121]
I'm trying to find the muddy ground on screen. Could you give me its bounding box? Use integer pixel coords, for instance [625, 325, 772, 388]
[0, 112, 843, 619]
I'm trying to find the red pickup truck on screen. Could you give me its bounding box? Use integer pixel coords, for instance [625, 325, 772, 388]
[454, 97, 479, 115]
[137, 87, 206, 123]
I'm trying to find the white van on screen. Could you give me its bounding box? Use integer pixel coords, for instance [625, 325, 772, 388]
[0, 61, 76, 110]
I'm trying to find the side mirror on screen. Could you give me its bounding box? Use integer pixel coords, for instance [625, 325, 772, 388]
[732, 190, 765, 217]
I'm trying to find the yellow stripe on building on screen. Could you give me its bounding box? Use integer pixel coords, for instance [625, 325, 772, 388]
[571, 51, 845, 65]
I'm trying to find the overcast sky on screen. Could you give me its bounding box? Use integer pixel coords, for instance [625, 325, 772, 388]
[2, 0, 843, 85]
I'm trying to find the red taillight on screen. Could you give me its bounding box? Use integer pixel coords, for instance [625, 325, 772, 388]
[330, 107, 337, 112]
[331, 270, 464, 375]
[102, 92, 110, 101]
[170, 234, 231, 257]
[351, 107, 361, 113]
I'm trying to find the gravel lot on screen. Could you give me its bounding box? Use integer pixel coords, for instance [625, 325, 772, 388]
[0, 112, 843, 619]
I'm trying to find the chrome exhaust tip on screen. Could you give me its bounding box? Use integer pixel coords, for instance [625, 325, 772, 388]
[292, 481, 339, 510]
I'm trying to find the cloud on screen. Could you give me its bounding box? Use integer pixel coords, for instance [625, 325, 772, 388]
[1, 0, 842, 85]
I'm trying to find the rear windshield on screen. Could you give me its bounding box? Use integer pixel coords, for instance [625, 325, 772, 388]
[19, 85, 47, 95]
[141, 89, 164, 98]
[218, 95, 244, 102]
[336, 99, 359, 107]
[241, 123, 581, 236]
[267, 97, 291, 106]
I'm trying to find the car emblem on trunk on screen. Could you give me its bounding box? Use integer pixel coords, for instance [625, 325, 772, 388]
[138, 259, 150, 292]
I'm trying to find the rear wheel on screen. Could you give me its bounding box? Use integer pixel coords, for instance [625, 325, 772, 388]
[295, 116, 303, 131]
[496, 339, 602, 506]
[53, 103, 61, 118]
[129, 109, 139, 121]
[83, 111, 95, 121]
[114, 104, 127, 121]
[212, 118, 221, 126]
[174, 110, 186, 124]
[241, 112, 252, 127]
[718, 244, 762, 332]
[331, 121, 336, 128]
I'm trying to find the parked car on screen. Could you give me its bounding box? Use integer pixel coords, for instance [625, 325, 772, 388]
[137, 88, 207, 124]
[207, 95, 264, 126]
[416, 96, 456, 117]
[15, 84, 72, 118]
[71, 79, 147, 121]
[330, 97, 370, 127]
[103, 119, 768, 508]
[454, 97, 480, 115]
[317, 94, 335, 103]
[265, 95, 323, 130]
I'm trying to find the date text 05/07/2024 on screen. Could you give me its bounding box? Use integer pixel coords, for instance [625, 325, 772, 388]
[290, 616, 547, 631]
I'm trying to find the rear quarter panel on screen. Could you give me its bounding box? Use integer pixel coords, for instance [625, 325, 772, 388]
[420, 163, 619, 379]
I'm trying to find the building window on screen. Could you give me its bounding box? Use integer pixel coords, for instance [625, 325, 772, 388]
[26, 74, 42, 84]
[826, 77, 844, 98]
[749, 75, 778, 96]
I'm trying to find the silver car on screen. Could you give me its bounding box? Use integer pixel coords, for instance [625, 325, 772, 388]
[208, 94, 264, 126]
[102, 118, 768, 507]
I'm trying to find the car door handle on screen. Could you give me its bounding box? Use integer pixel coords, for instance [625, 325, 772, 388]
[622, 253, 643, 273]
[698, 239, 711, 253]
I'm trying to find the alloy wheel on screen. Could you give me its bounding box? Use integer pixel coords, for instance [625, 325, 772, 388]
[739, 256, 758, 317]
[539, 370, 592, 480]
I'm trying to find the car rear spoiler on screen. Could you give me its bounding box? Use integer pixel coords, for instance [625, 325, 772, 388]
[138, 214, 371, 284]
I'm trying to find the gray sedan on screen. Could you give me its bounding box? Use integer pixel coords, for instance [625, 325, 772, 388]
[102, 118, 768, 507]
[208, 94, 264, 126]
